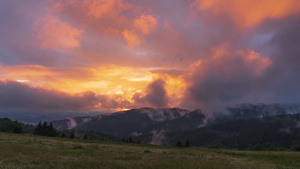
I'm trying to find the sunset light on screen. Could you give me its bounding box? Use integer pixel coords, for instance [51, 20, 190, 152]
[1, 0, 300, 115]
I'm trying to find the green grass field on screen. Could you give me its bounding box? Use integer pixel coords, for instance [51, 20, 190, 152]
[1, 133, 300, 169]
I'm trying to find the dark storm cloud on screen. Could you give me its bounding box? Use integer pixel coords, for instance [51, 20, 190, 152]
[133, 79, 169, 108]
[145, 79, 169, 107]
[260, 15, 300, 103]
[181, 14, 300, 113]
[182, 49, 260, 111]
[0, 81, 100, 112]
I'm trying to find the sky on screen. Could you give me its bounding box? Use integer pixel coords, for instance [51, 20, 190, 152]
[1, 0, 300, 117]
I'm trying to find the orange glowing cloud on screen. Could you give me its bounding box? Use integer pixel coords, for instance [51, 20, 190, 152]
[35, 15, 83, 50]
[87, 0, 117, 18]
[193, 0, 300, 29]
[86, 0, 133, 18]
[50, 0, 156, 48]
[134, 14, 157, 34]
[188, 43, 272, 76]
[237, 49, 272, 75]
[122, 14, 157, 48]
[122, 29, 141, 48]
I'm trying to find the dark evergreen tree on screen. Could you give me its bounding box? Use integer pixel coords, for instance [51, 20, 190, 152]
[185, 139, 190, 147]
[83, 133, 88, 140]
[128, 136, 133, 143]
[252, 143, 262, 151]
[13, 121, 23, 133]
[34, 121, 57, 137]
[61, 132, 66, 138]
[70, 131, 75, 139]
[291, 140, 300, 151]
[175, 141, 183, 147]
[122, 137, 126, 142]
[48, 122, 58, 137]
[42, 122, 48, 136]
[34, 122, 43, 135]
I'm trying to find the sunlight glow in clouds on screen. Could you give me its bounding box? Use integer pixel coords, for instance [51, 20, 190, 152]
[1, 0, 300, 114]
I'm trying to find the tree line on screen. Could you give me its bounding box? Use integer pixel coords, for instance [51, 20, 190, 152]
[33, 121, 58, 137]
[0, 118, 90, 140]
[0, 118, 32, 133]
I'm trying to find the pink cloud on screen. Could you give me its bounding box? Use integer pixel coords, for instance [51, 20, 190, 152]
[86, 0, 133, 18]
[35, 15, 83, 50]
[134, 14, 157, 35]
[122, 29, 141, 48]
[122, 14, 157, 48]
[237, 49, 272, 75]
[192, 0, 300, 29]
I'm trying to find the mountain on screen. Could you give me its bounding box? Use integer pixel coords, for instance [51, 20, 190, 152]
[159, 113, 300, 149]
[52, 104, 300, 149]
[52, 108, 205, 137]
[211, 103, 300, 124]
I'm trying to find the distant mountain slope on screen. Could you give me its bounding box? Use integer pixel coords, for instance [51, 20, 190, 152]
[212, 103, 300, 124]
[149, 110, 206, 131]
[52, 104, 300, 148]
[52, 108, 205, 137]
[160, 113, 300, 149]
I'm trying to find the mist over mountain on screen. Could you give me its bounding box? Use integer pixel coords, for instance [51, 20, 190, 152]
[161, 113, 300, 149]
[210, 103, 300, 124]
[52, 108, 205, 138]
[51, 103, 300, 148]
[0, 111, 108, 125]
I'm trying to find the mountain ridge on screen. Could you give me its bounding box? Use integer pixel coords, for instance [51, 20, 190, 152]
[51, 103, 300, 148]
[52, 107, 203, 137]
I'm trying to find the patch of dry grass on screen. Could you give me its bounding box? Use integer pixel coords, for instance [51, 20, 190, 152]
[1, 133, 300, 169]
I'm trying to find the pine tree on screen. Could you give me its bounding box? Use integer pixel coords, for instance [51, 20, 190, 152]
[70, 131, 75, 139]
[128, 136, 133, 143]
[185, 139, 190, 147]
[48, 122, 57, 137]
[83, 133, 88, 140]
[13, 121, 23, 133]
[42, 122, 48, 136]
[61, 132, 66, 138]
[175, 141, 183, 147]
[34, 122, 43, 135]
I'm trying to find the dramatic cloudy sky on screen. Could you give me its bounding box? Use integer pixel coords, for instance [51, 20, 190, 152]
[1, 0, 300, 116]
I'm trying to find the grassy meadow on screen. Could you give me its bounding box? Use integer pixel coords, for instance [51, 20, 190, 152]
[0, 133, 300, 169]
